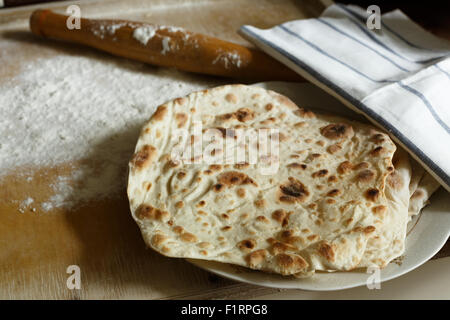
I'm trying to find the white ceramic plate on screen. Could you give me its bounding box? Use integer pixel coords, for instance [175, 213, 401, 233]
[187, 82, 450, 291]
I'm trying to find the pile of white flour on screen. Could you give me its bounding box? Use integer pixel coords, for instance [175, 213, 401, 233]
[1, 52, 222, 211]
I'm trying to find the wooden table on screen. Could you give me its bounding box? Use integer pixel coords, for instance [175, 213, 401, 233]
[0, 0, 448, 299]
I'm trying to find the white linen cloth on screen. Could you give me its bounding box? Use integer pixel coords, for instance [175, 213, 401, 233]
[240, 4, 450, 191]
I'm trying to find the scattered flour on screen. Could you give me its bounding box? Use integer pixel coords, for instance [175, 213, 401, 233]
[90, 21, 143, 39]
[132, 24, 187, 46]
[212, 50, 243, 69]
[165, 26, 185, 33]
[161, 36, 171, 55]
[18, 197, 35, 213]
[93, 22, 197, 56]
[91, 22, 128, 39]
[0, 51, 223, 211]
[133, 26, 157, 45]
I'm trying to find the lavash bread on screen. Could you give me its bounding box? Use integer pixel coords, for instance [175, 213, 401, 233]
[409, 160, 425, 199]
[407, 157, 440, 217]
[358, 148, 411, 268]
[409, 171, 440, 217]
[127, 84, 421, 276]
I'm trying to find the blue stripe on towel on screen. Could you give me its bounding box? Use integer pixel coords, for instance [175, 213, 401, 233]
[288, 10, 450, 136]
[277, 25, 393, 84]
[335, 4, 446, 63]
[398, 82, 450, 134]
[435, 64, 450, 80]
[239, 25, 450, 187]
[316, 18, 410, 72]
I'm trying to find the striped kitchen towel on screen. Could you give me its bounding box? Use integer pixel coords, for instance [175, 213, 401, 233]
[240, 4, 450, 192]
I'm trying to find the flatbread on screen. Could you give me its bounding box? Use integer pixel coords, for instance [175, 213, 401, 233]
[405, 155, 440, 217]
[127, 84, 409, 276]
[408, 170, 441, 217]
[358, 148, 411, 268]
[408, 158, 425, 198]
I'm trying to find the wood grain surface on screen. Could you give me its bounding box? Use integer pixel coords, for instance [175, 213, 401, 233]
[0, 0, 328, 300]
[0, 0, 447, 300]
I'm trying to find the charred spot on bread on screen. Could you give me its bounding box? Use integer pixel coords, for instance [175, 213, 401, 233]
[269, 240, 297, 255]
[353, 162, 370, 170]
[387, 171, 404, 191]
[216, 171, 257, 188]
[318, 241, 335, 262]
[326, 189, 341, 197]
[338, 161, 353, 174]
[137, 204, 169, 221]
[365, 188, 380, 202]
[279, 177, 310, 203]
[372, 205, 387, 217]
[225, 93, 237, 103]
[356, 169, 375, 183]
[371, 133, 386, 144]
[312, 169, 329, 178]
[275, 253, 308, 274]
[287, 163, 307, 170]
[151, 105, 168, 122]
[180, 232, 198, 243]
[321, 123, 354, 140]
[271, 209, 286, 224]
[175, 113, 188, 128]
[327, 143, 342, 154]
[246, 249, 267, 268]
[131, 145, 157, 170]
[234, 162, 250, 170]
[370, 146, 386, 157]
[151, 234, 168, 247]
[294, 108, 316, 119]
[235, 108, 254, 122]
[237, 239, 257, 252]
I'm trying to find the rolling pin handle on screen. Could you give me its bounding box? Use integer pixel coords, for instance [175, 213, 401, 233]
[30, 9, 51, 37]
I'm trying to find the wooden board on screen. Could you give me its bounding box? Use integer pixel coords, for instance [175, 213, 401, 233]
[1, 0, 448, 299]
[0, 0, 330, 300]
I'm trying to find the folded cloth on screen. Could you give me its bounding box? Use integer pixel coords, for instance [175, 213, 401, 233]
[240, 4, 450, 192]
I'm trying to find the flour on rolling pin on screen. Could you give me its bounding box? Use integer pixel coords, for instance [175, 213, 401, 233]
[91, 21, 242, 67]
[133, 26, 157, 44]
[132, 25, 201, 56]
[132, 26, 243, 67]
[133, 25, 186, 45]
[90, 21, 195, 55]
[90, 21, 137, 39]
[212, 51, 242, 68]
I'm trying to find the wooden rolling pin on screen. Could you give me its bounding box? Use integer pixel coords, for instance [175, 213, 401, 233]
[30, 9, 303, 81]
